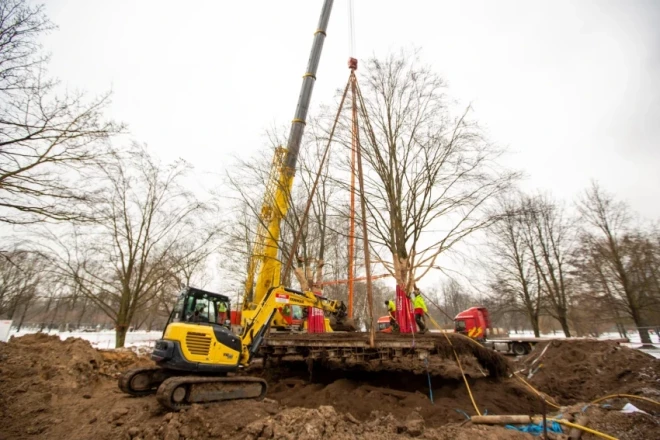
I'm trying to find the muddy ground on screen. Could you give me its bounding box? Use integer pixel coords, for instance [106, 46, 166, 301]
[0, 333, 658, 440]
[520, 339, 660, 409]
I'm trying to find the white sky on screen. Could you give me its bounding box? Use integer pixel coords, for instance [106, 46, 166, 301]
[41, 0, 660, 220]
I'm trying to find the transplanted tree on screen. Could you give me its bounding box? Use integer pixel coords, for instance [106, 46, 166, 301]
[0, 0, 123, 225]
[576, 182, 658, 345]
[51, 147, 219, 347]
[340, 51, 518, 292]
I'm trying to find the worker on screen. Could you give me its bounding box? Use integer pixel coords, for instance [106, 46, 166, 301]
[412, 291, 428, 334]
[385, 299, 399, 332]
[217, 301, 228, 324]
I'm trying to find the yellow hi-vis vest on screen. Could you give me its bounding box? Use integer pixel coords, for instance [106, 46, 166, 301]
[413, 295, 427, 313]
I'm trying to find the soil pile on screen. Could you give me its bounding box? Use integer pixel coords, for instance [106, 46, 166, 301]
[0, 334, 657, 440]
[243, 405, 532, 440]
[521, 340, 660, 404]
[268, 374, 545, 427]
[0, 333, 153, 439]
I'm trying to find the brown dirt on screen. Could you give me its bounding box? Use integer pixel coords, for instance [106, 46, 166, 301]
[520, 340, 660, 405]
[0, 333, 657, 440]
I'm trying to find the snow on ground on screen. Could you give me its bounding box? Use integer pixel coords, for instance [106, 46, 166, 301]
[7, 328, 660, 358]
[8, 329, 161, 350]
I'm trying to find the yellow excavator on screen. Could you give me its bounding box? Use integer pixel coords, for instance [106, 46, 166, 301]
[119, 285, 352, 409]
[119, 0, 352, 410]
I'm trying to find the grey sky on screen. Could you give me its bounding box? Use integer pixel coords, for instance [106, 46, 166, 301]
[42, 0, 660, 220]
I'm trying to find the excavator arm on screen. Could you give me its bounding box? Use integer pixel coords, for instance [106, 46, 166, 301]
[239, 286, 353, 365]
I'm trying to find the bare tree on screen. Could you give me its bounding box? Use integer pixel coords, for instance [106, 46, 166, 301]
[50, 147, 218, 347]
[522, 195, 573, 337]
[577, 182, 658, 344]
[0, 0, 123, 225]
[0, 249, 45, 321]
[486, 196, 542, 336]
[336, 51, 518, 292]
[432, 279, 474, 324]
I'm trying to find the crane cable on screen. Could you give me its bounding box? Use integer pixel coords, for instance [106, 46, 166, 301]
[348, 0, 356, 58]
[281, 79, 351, 279]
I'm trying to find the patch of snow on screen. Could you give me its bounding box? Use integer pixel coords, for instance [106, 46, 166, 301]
[8, 329, 161, 349]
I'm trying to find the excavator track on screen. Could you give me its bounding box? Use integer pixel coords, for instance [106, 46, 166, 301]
[118, 367, 179, 396]
[156, 375, 268, 411]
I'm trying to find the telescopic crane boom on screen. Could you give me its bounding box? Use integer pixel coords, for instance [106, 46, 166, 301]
[241, 0, 334, 329]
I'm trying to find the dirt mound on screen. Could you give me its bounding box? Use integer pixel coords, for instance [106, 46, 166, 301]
[0, 333, 154, 439]
[243, 405, 533, 440]
[267, 371, 546, 427]
[0, 333, 657, 440]
[521, 340, 660, 404]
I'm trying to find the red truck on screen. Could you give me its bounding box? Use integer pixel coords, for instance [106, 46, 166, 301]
[454, 306, 547, 355]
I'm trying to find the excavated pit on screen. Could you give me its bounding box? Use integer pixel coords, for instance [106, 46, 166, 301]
[262, 361, 546, 428]
[1, 333, 659, 440]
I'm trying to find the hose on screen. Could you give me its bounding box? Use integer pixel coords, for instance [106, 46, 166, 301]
[532, 417, 618, 440]
[591, 393, 660, 407]
[513, 372, 562, 410]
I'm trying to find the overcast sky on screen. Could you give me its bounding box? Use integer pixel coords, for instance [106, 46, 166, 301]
[41, 0, 660, 219]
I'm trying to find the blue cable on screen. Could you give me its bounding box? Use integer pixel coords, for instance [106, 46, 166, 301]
[424, 357, 434, 404]
[455, 409, 471, 420]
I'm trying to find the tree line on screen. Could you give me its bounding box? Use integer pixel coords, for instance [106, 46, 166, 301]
[1, 0, 656, 347]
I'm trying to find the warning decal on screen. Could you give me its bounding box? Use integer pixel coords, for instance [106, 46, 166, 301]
[275, 293, 290, 304]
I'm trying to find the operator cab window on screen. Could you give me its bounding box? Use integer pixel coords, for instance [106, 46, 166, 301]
[455, 320, 466, 332]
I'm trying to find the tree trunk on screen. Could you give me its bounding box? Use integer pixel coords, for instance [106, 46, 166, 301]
[76, 298, 88, 330]
[631, 308, 652, 345]
[15, 296, 33, 332]
[115, 325, 128, 348]
[529, 313, 540, 338]
[557, 311, 571, 337]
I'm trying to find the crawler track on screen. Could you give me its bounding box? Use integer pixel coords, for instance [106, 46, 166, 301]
[118, 367, 178, 396]
[156, 376, 268, 411]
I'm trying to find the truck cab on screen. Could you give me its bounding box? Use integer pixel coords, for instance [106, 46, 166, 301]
[377, 316, 392, 333]
[454, 306, 534, 355]
[454, 307, 489, 340]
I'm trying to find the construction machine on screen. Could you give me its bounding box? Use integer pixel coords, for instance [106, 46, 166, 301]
[119, 285, 353, 409]
[119, 0, 355, 410]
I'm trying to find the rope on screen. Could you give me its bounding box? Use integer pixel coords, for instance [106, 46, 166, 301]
[513, 372, 562, 410]
[424, 312, 481, 415]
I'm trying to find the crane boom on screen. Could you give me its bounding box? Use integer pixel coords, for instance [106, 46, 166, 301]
[242, 0, 334, 327]
[284, 0, 333, 172]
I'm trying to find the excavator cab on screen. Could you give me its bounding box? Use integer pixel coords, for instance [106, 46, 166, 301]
[170, 288, 231, 328]
[152, 287, 242, 373]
